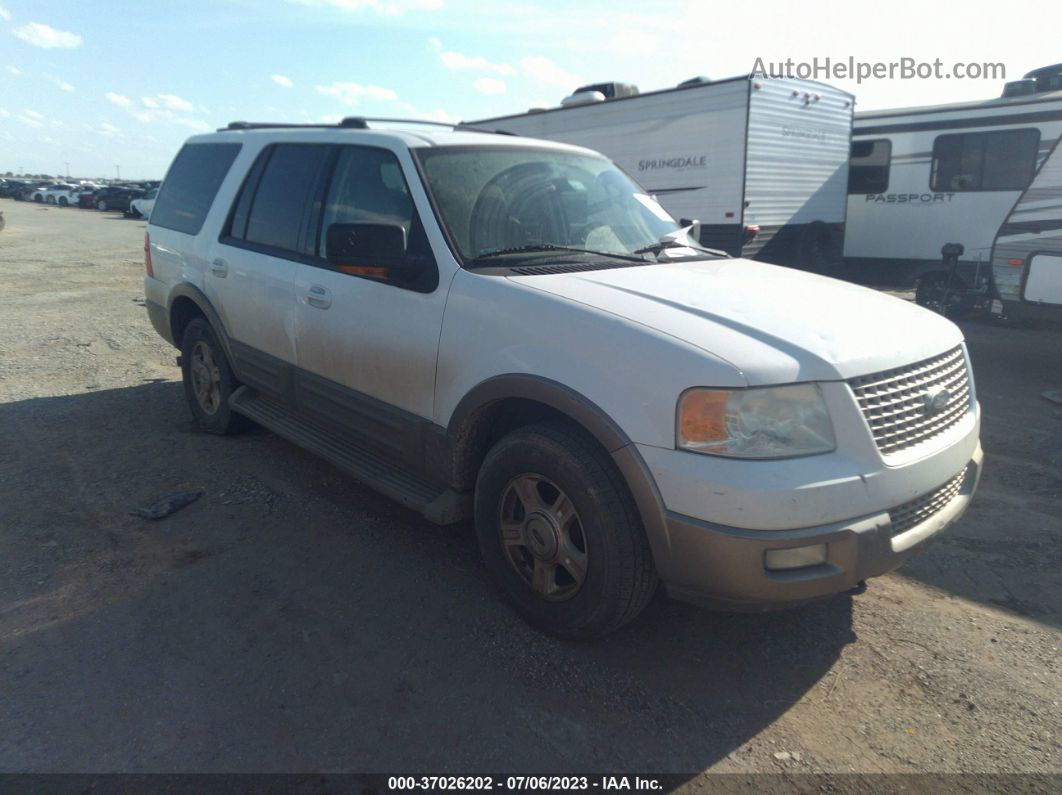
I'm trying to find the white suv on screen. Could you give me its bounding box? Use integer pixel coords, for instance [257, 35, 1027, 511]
[144, 118, 982, 638]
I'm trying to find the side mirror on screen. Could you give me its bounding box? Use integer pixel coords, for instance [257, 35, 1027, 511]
[326, 222, 407, 264]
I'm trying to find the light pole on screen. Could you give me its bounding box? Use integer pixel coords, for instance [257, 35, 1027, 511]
[115, 165, 120, 181]
[65, 161, 70, 178]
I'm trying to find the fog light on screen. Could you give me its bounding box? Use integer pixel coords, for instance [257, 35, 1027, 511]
[765, 543, 828, 571]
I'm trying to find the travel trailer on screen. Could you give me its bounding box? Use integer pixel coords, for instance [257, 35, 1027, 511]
[844, 64, 1062, 302]
[991, 135, 1062, 320]
[471, 76, 854, 272]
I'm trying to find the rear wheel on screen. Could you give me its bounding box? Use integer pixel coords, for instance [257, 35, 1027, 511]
[475, 420, 658, 639]
[96, 199, 108, 211]
[180, 318, 249, 435]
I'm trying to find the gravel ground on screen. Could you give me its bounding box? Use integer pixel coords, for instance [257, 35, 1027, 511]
[0, 200, 1059, 786]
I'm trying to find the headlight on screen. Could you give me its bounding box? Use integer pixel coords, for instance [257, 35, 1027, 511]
[677, 384, 835, 459]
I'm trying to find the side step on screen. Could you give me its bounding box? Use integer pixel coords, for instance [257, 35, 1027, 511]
[230, 387, 469, 524]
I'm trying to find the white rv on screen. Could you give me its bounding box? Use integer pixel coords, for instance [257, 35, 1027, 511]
[471, 76, 854, 272]
[991, 135, 1062, 320]
[844, 64, 1062, 301]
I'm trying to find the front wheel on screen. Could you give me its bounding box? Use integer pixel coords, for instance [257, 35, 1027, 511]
[96, 199, 107, 211]
[475, 420, 658, 639]
[58, 196, 68, 207]
[180, 318, 249, 435]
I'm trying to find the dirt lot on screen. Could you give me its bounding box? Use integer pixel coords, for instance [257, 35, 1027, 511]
[0, 199, 1059, 783]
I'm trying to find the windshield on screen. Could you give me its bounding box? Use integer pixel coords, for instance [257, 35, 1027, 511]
[414, 146, 681, 264]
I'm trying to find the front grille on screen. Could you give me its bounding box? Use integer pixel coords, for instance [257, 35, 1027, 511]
[849, 346, 971, 456]
[889, 465, 969, 536]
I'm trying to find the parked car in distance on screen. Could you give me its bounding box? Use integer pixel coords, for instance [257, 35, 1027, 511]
[145, 121, 982, 638]
[94, 185, 144, 212]
[31, 183, 82, 206]
[0, 179, 32, 198]
[129, 187, 159, 219]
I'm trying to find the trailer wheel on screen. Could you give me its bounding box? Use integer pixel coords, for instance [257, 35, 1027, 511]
[915, 272, 974, 318]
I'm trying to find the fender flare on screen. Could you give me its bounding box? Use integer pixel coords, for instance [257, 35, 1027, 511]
[166, 283, 236, 364]
[446, 374, 673, 560]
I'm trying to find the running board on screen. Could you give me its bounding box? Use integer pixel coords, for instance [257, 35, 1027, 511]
[229, 387, 469, 524]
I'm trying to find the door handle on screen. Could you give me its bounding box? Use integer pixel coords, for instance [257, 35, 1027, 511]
[211, 258, 228, 278]
[306, 284, 332, 309]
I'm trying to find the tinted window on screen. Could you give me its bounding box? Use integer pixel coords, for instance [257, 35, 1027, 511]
[316, 146, 436, 289]
[930, 129, 1039, 192]
[848, 139, 891, 193]
[152, 143, 241, 235]
[244, 144, 331, 253]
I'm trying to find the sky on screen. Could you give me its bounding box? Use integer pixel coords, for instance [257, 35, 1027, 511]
[0, 0, 1056, 179]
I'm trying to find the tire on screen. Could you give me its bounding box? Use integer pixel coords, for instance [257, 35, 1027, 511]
[96, 199, 107, 211]
[179, 318, 249, 435]
[58, 196, 68, 207]
[915, 271, 974, 318]
[33, 194, 42, 203]
[474, 419, 658, 639]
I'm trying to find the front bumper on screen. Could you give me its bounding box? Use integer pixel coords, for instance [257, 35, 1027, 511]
[658, 442, 982, 611]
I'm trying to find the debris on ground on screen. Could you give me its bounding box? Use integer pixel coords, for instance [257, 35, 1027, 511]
[132, 491, 203, 520]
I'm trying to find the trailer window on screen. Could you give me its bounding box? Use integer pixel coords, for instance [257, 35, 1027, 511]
[930, 129, 1039, 192]
[848, 139, 891, 193]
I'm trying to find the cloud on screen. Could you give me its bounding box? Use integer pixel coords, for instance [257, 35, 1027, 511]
[157, 93, 194, 112]
[6, 65, 21, 76]
[12, 22, 83, 49]
[16, 110, 44, 128]
[519, 55, 582, 90]
[316, 81, 398, 106]
[0, 107, 9, 117]
[43, 73, 75, 92]
[0, 6, 10, 22]
[430, 39, 515, 76]
[396, 101, 459, 124]
[123, 94, 209, 131]
[288, 0, 443, 15]
[271, 74, 294, 88]
[99, 121, 123, 138]
[473, 77, 507, 96]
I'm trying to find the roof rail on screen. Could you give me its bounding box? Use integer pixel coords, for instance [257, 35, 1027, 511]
[219, 117, 517, 135]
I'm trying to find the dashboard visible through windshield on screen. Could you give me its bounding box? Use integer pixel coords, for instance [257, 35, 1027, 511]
[413, 145, 685, 266]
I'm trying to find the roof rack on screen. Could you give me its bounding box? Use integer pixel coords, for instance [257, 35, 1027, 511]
[220, 117, 515, 135]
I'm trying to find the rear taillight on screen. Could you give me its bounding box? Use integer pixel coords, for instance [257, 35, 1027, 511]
[744, 224, 760, 242]
[144, 232, 154, 278]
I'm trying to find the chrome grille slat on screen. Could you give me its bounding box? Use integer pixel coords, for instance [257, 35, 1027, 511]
[890, 465, 969, 536]
[849, 346, 972, 456]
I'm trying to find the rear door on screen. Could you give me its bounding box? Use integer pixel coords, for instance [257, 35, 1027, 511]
[207, 142, 333, 397]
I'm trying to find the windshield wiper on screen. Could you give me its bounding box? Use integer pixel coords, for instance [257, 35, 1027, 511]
[632, 239, 730, 258]
[471, 243, 650, 265]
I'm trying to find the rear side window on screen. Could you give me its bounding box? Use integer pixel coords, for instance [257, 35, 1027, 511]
[152, 143, 241, 235]
[235, 144, 332, 255]
[847, 139, 891, 193]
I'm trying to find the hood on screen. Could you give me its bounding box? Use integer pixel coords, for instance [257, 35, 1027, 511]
[508, 258, 963, 385]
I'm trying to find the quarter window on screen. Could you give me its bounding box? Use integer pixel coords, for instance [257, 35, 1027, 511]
[930, 129, 1039, 192]
[847, 139, 891, 194]
[151, 142, 241, 235]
